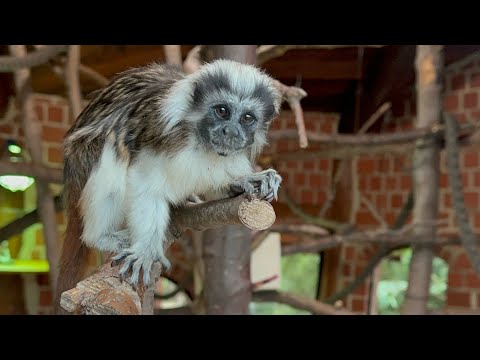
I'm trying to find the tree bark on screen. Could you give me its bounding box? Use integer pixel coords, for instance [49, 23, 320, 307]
[402, 45, 444, 314]
[201, 45, 257, 315]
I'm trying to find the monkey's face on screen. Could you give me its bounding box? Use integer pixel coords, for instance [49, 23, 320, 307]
[190, 64, 281, 157]
[196, 102, 270, 156]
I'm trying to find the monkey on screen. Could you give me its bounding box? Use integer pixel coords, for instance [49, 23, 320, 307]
[55, 59, 283, 307]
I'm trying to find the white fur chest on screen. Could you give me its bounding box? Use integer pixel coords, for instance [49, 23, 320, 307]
[128, 147, 253, 204]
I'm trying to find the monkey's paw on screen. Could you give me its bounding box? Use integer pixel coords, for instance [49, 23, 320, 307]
[111, 248, 171, 289]
[230, 168, 282, 202]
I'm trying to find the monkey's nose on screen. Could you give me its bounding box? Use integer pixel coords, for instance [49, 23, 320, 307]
[222, 126, 240, 137]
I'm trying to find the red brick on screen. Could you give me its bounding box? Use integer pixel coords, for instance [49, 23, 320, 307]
[48, 147, 63, 164]
[474, 214, 480, 229]
[439, 174, 449, 187]
[317, 192, 326, 204]
[464, 151, 479, 168]
[444, 94, 459, 112]
[305, 121, 315, 131]
[464, 92, 478, 109]
[386, 176, 397, 189]
[345, 246, 355, 260]
[351, 298, 365, 312]
[18, 128, 24, 137]
[310, 174, 327, 187]
[342, 264, 351, 276]
[301, 190, 313, 203]
[356, 211, 378, 225]
[391, 194, 403, 208]
[376, 194, 387, 209]
[454, 113, 467, 123]
[320, 122, 333, 134]
[277, 139, 289, 152]
[358, 159, 375, 172]
[464, 191, 478, 208]
[370, 176, 381, 191]
[443, 94, 458, 111]
[359, 177, 367, 191]
[294, 173, 305, 185]
[353, 283, 368, 296]
[286, 161, 297, 170]
[448, 290, 470, 307]
[465, 273, 480, 288]
[454, 253, 472, 269]
[378, 158, 390, 172]
[39, 290, 53, 306]
[33, 104, 44, 122]
[393, 158, 404, 172]
[0, 125, 13, 135]
[385, 212, 396, 224]
[42, 126, 66, 142]
[318, 159, 329, 171]
[400, 176, 411, 190]
[303, 161, 315, 170]
[444, 193, 452, 208]
[471, 73, 480, 88]
[462, 173, 469, 187]
[451, 74, 466, 91]
[448, 272, 464, 288]
[48, 105, 64, 123]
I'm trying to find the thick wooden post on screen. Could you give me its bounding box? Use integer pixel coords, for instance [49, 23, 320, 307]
[402, 45, 444, 314]
[201, 45, 257, 314]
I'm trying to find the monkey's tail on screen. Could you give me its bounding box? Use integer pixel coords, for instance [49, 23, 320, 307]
[53, 187, 90, 315]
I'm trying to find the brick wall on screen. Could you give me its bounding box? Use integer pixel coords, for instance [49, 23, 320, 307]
[337, 52, 480, 313]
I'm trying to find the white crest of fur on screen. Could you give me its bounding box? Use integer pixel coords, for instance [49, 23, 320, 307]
[161, 59, 281, 132]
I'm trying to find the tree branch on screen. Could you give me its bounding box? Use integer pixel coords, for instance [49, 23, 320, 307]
[60, 195, 276, 315]
[0, 45, 67, 72]
[163, 45, 183, 66]
[252, 290, 354, 315]
[65, 45, 82, 120]
[0, 160, 63, 183]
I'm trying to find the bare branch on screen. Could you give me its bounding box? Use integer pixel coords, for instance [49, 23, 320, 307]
[65, 45, 82, 120]
[0, 161, 63, 183]
[360, 194, 388, 228]
[0, 45, 67, 72]
[252, 290, 354, 315]
[358, 102, 391, 134]
[0, 97, 18, 124]
[163, 45, 183, 66]
[79, 64, 109, 87]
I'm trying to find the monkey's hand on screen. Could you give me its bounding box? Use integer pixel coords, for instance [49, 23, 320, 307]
[230, 168, 282, 202]
[111, 245, 171, 289]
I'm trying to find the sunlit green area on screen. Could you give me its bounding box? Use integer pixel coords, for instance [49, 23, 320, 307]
[377, 248, 448, 314]
[251, 253, 320, 315]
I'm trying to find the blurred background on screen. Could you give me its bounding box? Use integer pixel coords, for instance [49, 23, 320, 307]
[0, 45, 478, 315]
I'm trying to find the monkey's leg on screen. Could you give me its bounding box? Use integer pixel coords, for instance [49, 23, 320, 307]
[230, 168, 282, 202]
[80, 145, 130, 253]
[113, 187, 171, 288]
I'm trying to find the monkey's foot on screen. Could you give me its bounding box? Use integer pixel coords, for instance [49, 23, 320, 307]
[230, 168, 282, 202]
[112, 249, 171, 289]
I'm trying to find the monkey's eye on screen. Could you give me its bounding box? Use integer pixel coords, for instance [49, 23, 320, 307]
[214, 106, 229, 118]
[241, 113, 255, 125]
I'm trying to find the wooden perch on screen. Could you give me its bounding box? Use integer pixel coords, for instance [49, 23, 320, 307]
[60, 195, 276, 315]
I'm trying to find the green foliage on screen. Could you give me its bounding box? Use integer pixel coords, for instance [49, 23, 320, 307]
[377, 248, 448, 314]
[251, 253, 320, 315]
